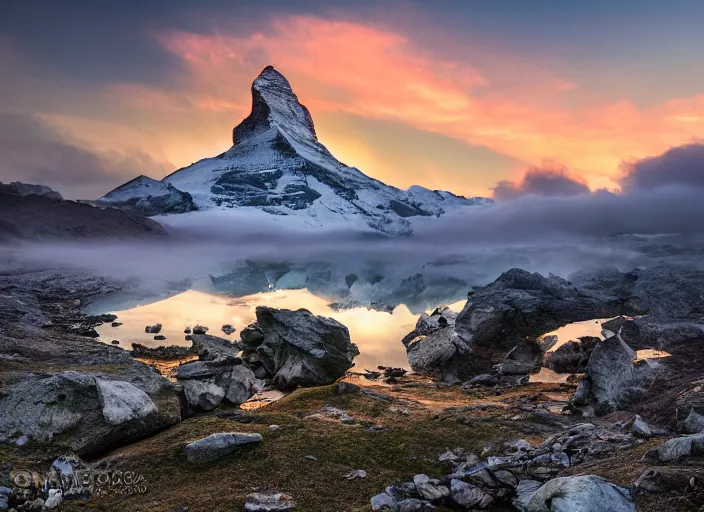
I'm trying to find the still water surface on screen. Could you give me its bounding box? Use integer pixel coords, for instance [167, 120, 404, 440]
[95, 289, 465, 370]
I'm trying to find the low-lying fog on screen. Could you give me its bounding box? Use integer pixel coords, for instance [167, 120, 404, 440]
[4, 184, 704, 314]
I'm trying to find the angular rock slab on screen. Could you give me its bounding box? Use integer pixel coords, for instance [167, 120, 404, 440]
[0, 371, 179, 455]
[241, 306, 359, 389]
[181, 379, 225, 412]
[184, 432, 263, 464]
[524, 475, 634, 512]
[571, 335, 654, 413]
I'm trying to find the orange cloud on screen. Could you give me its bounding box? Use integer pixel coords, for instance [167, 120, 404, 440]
[143, 16, 704, 191]
[40, 16, 703, 197]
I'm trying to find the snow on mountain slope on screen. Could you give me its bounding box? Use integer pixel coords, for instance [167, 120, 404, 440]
[100, 66, 492, 235]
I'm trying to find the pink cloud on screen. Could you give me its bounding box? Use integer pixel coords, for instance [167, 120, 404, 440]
[100, 16, 704, 191]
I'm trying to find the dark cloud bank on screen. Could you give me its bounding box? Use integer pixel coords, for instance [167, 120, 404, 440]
[0, 113, 167, 199]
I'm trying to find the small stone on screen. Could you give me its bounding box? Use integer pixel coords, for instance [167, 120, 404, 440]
[244, 492, 295, 511]
[269, 425, 281, 431]
[44, 489, 63, 509]
[332, 381, 361, 395]
[371, 492, 396, 510]
[154, 335, 166, 341]
[657, 435, 696, 462]
[193, 325, 209, 335]
[631, 415, 652, 439]
[111, 339, 120, 345]
[681, 409, 704, 434]
[184, 432, 262, 464]
[145, 323, 162, 334]
[450, 479, 485, 508]
[221, 324, 236, 335]
[344, 469, 367, 480]
[111, 322, 122, 327]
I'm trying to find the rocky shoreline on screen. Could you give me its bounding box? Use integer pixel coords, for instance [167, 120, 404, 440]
[2, 262, 704, 511]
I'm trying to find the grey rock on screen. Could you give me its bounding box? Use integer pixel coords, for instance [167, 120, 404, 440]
[680, 408, 704, 434]
[184, 432, 262, 464]
[524, 475, 634, 512]
[635, 466, 703, 494]
[630, 415, 652, 439]
[240, 306, 359, 389]
[449, 268, 634, 377]
[333, 381, 362, 395]
[544, 336, 600, 374]
[0, 371, 179, 456]
[514, 479, 542, 509]
[396, 499, 435, 511]
[225, 365, 259, 405]
[450, 479, 485, 508]
[145, 324, 162, 334]
[181, 379, 225, 412]
[192, 325, 209, 335]
[176, 359, 236, 380]
[221, 324, 236, 335]
[619, 317, 704, 350]
[344, 469, 367, 480]
[371, 492, 396, 510]
[405, 326, 470, 383]
[571, 335, 654, 413]
[244, 492, 295, 511]
[601, 316, 627, 334]
[657, 433, 704, 462]
[501, 341, 542, 375]
[95, 379, 158, 426]
[191, 334, 241, 361]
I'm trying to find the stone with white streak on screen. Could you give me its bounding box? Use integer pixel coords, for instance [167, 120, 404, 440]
[95, 379, 158, 426]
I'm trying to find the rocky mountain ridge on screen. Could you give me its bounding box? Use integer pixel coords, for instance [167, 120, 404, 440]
[99, 66, 491, 235]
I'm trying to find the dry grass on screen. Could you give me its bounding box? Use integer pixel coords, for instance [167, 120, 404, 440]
[45, 383, 519, 512]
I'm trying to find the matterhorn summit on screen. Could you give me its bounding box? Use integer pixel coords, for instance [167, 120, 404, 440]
[99, 66, 491, 234]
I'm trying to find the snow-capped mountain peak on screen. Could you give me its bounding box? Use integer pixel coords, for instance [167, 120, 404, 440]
[234, 66, 319, 148]
[99, 65, 492, 234]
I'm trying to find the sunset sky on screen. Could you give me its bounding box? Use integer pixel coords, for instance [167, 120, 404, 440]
[1, 0, 703, 199]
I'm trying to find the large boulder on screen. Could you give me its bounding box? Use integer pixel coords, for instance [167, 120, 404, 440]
[0, 372, 180, 455]
[405, 326, 472, 383]
[618, 317, 704, 350]
[571, 335, 654, 413]
[406, 269, 635, 380]
[522, 475, 634, 512]
[176, 358, 258, 413]
[240, 306, 359, 389]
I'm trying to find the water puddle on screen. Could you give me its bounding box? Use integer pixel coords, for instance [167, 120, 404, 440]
[94, 288, 464, 371]
[635, 349, 672, 360]
[540, 318, 611, 352]
[529, 367, 574, 384]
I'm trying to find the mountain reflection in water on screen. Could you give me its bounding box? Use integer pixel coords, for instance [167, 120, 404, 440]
[96, 289, 465, 370]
